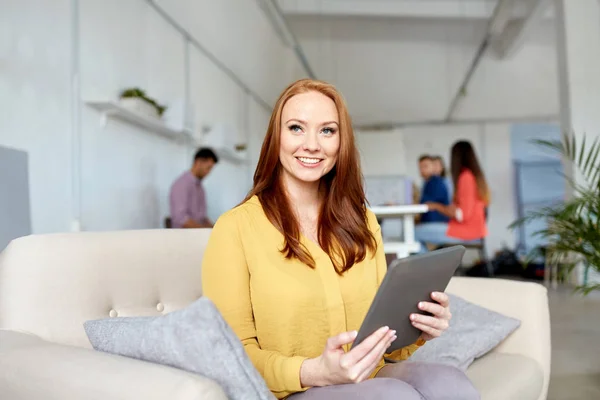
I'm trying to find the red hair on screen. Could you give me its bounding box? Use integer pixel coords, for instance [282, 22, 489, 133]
[242, 79, 376, 274]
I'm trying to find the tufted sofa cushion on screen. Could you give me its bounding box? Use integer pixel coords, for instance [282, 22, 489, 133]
[0, 229, 211, 348]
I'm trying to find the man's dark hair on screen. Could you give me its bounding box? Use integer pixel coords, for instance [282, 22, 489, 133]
[418, 154, 431, 163]
[194, 148, 218, 163]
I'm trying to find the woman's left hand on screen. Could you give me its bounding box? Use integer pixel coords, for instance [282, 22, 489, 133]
[410, 292, 451, 341]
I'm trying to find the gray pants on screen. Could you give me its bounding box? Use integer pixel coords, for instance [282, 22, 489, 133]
[288, 362, 480, 400]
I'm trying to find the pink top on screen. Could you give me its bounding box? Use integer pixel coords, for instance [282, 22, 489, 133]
[169, 171, 207, 228]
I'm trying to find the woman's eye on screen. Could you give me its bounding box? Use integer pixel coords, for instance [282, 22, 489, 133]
[289, 124, 302, 133]
[322, 127, 336, 135]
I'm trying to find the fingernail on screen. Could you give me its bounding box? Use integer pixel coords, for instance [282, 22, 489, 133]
[382, 326, 390, 332]
[390, 330, 396, 335]
[418, 302, 424, 309]
[392, 335, 397, 341]
[410, 314, 417, 321]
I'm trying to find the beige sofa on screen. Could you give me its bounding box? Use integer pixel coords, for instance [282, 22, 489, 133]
[0, 230, 550, 400]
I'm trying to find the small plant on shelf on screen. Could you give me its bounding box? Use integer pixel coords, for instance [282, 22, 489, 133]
[119, 87, 167, 119]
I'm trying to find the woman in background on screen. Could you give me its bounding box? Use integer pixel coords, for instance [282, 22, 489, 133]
[202, 79, 479, 400]
[415, 141, 490, 248]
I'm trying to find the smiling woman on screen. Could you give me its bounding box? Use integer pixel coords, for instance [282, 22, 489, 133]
[247, 79, 376, 273]
[201, 79, 477, 400]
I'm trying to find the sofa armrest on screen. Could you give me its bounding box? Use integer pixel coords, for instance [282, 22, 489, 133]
[446, 277, 550, 400]
[0, 330, 227, 400]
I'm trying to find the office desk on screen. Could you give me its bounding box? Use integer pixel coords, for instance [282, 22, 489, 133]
[370, 204, 428, 259]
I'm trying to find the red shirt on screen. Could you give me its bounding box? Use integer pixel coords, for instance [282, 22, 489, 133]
[447, 169, 487, 240]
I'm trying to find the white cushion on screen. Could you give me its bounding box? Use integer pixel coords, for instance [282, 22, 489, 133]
[0, 229, 211, 347]
[447, 277, 550, 400]
[467, 352, 544, 400]
[0, 330, 228, 400]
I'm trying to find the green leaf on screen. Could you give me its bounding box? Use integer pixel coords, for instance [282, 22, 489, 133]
[582, 137, 599, 179]
[577, 283, 600, 296]
[578, 135, 586, 167]
[515, 132, 600, 295]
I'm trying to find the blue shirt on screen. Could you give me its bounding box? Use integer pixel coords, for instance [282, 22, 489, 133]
[420, 176, 450, 223]
[444, 177, 453, 199]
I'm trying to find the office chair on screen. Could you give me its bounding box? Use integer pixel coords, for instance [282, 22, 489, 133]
[435, 208, 494, 277]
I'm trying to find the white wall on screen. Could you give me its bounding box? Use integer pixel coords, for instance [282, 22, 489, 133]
[357, 122, 517, 257]
[0, 0, 73, 234]
[79, 1, 188, 231]
[155, 0, 304, 106]
[355, 129, 407, 176]
[2, 0, 302, 234]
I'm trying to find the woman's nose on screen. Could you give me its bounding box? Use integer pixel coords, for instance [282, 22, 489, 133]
[303, 131, 321, 151]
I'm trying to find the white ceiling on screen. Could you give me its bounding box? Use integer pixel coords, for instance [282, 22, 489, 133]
[278, 0, 559, 127]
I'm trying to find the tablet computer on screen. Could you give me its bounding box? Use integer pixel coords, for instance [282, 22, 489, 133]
[352, 245, 465, 353]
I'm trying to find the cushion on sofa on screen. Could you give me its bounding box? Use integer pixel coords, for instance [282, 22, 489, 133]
[408, 294, 521, 370]
[84, 297, 274, 400]
[466, 352, 544, 400]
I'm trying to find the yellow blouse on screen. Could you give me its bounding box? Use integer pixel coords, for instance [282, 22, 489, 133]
[201, 196, 423, 399]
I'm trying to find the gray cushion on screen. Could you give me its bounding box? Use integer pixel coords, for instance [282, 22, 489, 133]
[84, 297, 274, 400]
[408, 294, 521, 371]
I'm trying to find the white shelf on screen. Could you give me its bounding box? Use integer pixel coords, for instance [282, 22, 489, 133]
[86, 100, 192, 141]
[188, 132, 248, 164]
[211, 147, 247, 164]
[86, 100, 250, 163]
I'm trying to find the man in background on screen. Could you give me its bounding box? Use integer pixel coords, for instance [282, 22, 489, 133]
[418, 154, 450, 223]
[169, 148, 218, 228]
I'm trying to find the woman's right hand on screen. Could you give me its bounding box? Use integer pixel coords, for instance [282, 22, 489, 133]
[425, 201, 440, 211]
[300, 326, 397, 387]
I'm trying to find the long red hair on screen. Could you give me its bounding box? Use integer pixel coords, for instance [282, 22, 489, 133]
[243, 79, 376, 274]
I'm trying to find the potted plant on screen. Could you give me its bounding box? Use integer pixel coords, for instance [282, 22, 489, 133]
[510, 134, 600, 295]
[119, 87, 167, 119]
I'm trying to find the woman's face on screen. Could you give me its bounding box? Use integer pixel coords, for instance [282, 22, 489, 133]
[279, 91, 340, 186]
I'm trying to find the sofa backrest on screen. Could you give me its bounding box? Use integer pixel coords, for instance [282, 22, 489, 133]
[0, 229, 211, 348]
